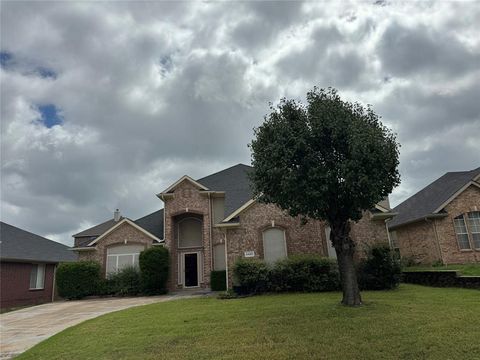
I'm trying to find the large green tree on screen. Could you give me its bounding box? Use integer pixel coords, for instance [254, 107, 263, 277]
[249, 87, 400, 306]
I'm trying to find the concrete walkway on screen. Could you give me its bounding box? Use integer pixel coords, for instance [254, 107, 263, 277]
[0, 294, 200, 359]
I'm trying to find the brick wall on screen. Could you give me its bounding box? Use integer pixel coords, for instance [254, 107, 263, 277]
[435, 185, 480, 264]
[77, 222, 155, 276]
[224, 203, 389, 287]
[162, 180, 213, 291]
[350, 213, 390, 260]
[394, 221, 440, 264]
[393, 185, 480, 265]
[0, 262, 55, 309]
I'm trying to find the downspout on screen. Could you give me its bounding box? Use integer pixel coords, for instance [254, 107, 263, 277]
[160, 194, 166, 241]
[51, 264, 57, 302]
[385, 219, 393, 249]
[425, 217, 444, 265]
[224, 228, 229, 290]
[208, 193, 213, 272]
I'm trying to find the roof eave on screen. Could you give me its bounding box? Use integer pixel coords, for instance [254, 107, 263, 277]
[388, 213, 449, 230]
[70, 247, 96, 251]
[214, 222, 241, 228]
[0, 257, 72, 264]
[370, 212, 398, 220]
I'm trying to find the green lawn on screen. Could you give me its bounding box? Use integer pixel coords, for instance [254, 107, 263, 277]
[405, 263, 480, 276]
[18, 285, 480, 360]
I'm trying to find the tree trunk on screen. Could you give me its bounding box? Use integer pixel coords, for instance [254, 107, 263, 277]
[330, 221, 362, 306]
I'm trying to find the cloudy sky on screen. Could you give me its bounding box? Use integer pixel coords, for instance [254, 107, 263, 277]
[1, 1, 479, 245]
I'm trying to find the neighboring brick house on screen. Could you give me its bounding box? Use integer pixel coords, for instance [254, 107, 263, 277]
[388, 167, 480, 265]
[0, 222, 77, 309]
[73, 164, 395, 291]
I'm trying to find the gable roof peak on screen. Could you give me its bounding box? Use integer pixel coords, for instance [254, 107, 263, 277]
[389, 165, 480, 229]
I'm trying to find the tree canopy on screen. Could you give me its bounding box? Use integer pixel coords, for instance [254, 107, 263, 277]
[249, 87, 400, 224]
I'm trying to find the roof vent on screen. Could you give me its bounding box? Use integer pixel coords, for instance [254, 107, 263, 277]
[114, 209, 121, 222]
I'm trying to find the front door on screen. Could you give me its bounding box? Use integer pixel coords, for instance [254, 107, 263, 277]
[184, 253, 199, 287]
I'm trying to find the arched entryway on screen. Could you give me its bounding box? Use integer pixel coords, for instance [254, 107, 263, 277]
[174, 213, 203, 288]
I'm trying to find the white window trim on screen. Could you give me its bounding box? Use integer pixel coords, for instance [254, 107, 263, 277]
[178, 251, 202, 288]
[262, 227, 287, 263]
[177, 217, 203, 249]
[453, 215, 472, 251]
[29, 263, 46, 290]
[466, 211, 480, 250]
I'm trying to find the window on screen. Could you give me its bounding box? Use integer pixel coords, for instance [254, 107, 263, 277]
[106, 244, 144, 275]
[213, 243, 226, 271]
[30, 264, 45, 289]
[467, 211, 480, 249]
[454, 215, 471, 250]
[263, 227, 287, 263]
[178, 217, 202, 248]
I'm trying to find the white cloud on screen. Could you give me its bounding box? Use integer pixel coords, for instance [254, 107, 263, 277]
[1, 1, 479, 244]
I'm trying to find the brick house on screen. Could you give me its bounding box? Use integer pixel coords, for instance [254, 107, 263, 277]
[388, 167, 480, 265]
[73, 164, 395, 291]
[0, 222, 77, 309]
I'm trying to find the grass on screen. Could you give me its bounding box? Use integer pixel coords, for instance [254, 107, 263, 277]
[405, 263, 480, 276]
[18, 285, 480, 360]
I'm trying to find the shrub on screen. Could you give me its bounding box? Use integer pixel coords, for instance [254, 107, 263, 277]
[269, 255, 340, 292]
[107, 266, 142, 296]
[358, 245, 401, 290]
[56, 261, 102, 300]
[210, 270, 227, 291]
[233, 255, 340, 295]
[139, 246, 169, 295]
[431, 260, 444, 267]
[233, 258, 269, 295]
[400, 256, 417, 268]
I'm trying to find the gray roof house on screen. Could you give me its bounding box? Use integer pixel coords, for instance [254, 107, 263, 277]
[387, 167, 480, 265]
[1, 222, 77, 263]
[1, 222, 77, 309]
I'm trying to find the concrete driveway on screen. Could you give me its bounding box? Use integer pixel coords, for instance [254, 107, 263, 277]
[0, 294, 193, 359]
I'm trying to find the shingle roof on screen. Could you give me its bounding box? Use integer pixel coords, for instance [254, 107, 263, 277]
[134, 209, 164, 240]
[72, 217, 125, 237]
[0, 222, 77, 263]
[197, 163, 254, 216]
[389, 167, 480, 229]
[72, 164, 253, 244]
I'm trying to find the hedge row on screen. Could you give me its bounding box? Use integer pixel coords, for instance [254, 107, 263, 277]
[232, 245, 401, 295]
[233, 255, 341, 295]
[56, 247, 169, 300]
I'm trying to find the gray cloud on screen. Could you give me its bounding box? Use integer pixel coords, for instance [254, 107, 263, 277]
[378, 21, 480, 78]
[1, 1, 479, 244]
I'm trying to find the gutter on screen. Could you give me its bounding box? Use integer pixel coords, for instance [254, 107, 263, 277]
[388, 213, 448, 230]
[371, 212, 399, 220]
[70, 247, 96, 251]
[213, 222, 240, 228]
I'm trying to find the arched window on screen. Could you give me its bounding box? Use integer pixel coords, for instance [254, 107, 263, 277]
[263, 227, 287, 263]
[178, 217, 202, 248]
[106, 244, 145, 275]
